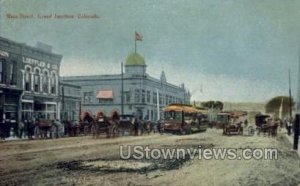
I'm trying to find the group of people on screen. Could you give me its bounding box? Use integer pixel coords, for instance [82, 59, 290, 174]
[0, 118, 65, 140]
[130, 114, 164, 135]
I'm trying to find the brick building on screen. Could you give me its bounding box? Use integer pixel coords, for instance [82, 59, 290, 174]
[0, 37, 62, 123]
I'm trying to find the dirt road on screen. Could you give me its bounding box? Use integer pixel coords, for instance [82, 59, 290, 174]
[0, 129, 299, 186]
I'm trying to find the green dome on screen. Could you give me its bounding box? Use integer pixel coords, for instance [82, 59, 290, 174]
[125, 53, 146, 66]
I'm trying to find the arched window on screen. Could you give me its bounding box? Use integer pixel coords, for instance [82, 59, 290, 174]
[43, 71, 48, 93]
[25, 67, 31, 91]
[50, 72, 56, 94]
[34, 69, 40, 92]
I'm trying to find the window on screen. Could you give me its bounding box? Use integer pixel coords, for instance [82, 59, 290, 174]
[50, 72, 56, 94]
[166, 95, 168, 105]
[43, 71, 48, 93]
[25, 67, 31, 91]
[98, 99, 113, 104]
[141, 90, 145, 103]
[134, 89, 140, 103]
[0, 59, 3, 83]
[83, 92, 93, 103]
[153, 91, 157, 104]
[125, 91, 131, 103]
[147, 90, 151, 103]
[34, 69, 40, 92]
[9, 62, 16, 85]
[159, 93, 162, 105]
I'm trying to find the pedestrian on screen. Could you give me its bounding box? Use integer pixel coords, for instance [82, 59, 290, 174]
[0, 120, 5, 140]
[4, 119, 11, 138]
[287, 120, 292, 136]
[244, 119, 248, 127]
[11, 118, 17, 138]
[132, 113, 139, 136]
[27, 120, 34, 139]
[18, 120, 25, 139]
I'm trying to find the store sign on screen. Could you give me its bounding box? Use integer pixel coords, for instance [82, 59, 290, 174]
[0, 50, 9, 57]
[22, 57, 58, 70]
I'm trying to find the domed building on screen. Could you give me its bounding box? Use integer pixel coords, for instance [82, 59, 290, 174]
[62, 52, 191, 120]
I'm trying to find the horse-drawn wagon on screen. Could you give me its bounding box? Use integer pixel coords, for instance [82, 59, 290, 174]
[255, 114, 278, 136]
[91, 111, 119, 138]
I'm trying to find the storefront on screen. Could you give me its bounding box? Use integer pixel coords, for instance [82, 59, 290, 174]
[0, 87, 23, 123]
[21, 95, 59, 121]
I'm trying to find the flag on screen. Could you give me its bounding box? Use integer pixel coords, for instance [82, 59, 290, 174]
[135, 32, 143, 41]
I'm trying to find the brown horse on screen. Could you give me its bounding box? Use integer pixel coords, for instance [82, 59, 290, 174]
[107, 111, 120, 138]
[35, 119, 53, 139]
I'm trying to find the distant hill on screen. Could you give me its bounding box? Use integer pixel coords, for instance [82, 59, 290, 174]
[222, 102, 266, 113]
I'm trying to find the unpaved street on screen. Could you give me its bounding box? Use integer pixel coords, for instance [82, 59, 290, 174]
[0, 129, 299, 186]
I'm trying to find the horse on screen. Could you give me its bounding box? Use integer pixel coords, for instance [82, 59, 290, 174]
[140, 120, 155, 135]
[66, 120, 80, 137]
[35, 119, 53, 139]
[106, 111, 120, 138]
[81, 114, 94, 135]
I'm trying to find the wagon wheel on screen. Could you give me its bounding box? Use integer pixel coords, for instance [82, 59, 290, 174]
[223, 127, 227, 135]
[248, 126, 255, 136]
[179, 128, 187, 135]
[76, 127, 80, 136]
[113, 126, 119, 138]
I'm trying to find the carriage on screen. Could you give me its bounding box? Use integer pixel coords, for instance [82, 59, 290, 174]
[118, 115, 135, 135]
[255, 114, 278, 136]
[222, 111, 247, 135]
[91, 111, 119, 138]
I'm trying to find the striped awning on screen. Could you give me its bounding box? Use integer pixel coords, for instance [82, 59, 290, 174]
[96, 90, 113, 99]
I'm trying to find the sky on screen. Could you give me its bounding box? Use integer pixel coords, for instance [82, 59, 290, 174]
[0, 0, 299, 102]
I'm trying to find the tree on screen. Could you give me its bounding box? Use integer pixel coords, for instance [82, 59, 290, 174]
[201, 100, 224, 110]
[265, 96, 294, 119]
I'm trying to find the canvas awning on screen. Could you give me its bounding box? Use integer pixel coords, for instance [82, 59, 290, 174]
[96, 90, 114, 99]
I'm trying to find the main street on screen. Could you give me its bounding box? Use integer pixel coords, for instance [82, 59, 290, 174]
[0, 129, 299, 186]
